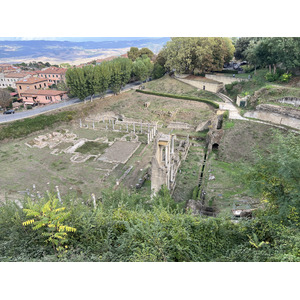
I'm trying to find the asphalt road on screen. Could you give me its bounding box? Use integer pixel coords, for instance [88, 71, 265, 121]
[0, 81, 142, 124]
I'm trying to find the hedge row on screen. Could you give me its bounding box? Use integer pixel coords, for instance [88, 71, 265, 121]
[136, 90, 219, 109]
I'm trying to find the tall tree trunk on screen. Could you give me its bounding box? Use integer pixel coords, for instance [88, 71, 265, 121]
[269, 65, 272, 73]
[273, 64, 277, 74]
[254, 64, 257, 75]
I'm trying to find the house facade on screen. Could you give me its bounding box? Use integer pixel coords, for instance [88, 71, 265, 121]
[0, 72, 31, 89]
[37, 67, 67, 85]
[16, 77, 48, 97]
[20, 90, 68, 106]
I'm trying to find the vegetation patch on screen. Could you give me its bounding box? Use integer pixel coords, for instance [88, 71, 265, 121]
[76, 141, 109, 155]
[0, 111, 76, 141]
[136, 90, 219, 109]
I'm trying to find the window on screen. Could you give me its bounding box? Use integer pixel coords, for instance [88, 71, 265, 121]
[39, 84, 41, 88]
[34, 85, 37, 89]
[19, 86, 22, 90]
[56, 75, 58, 77]
[44, 83, 46, 87]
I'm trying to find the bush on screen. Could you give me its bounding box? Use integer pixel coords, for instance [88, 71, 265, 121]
[243, 65, 255, 73]
[26, 105, 33, 109]
[136, 90, 219, 109]
[279, 73, 292, 83]
[265, 72, 278, 82]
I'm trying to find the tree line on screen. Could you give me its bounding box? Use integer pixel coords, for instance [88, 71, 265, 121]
[65, 55, 154, 100]
[234, 37, 300, 74]
[154, 37, 235, 75]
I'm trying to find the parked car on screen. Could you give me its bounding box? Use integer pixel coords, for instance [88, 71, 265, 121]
[3, 109, 15, 114]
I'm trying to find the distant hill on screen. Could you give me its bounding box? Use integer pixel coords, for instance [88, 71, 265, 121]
[0, 37, 170, 64]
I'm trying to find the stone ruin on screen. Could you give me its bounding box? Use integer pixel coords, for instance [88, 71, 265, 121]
[206, 110, 225, 153]
[150, 132, 190, 195]
[25, 130, 77, 149]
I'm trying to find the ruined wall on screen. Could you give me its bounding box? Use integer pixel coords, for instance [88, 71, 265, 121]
[176, 77, 223, 93]
[256, 104, 300, 120]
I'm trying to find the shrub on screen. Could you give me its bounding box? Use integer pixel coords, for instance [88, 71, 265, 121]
[265, 72, 278, 82]
[279, 73, 292, 83]
[225, 83, 233, 92]
[27, 105, 33, 109]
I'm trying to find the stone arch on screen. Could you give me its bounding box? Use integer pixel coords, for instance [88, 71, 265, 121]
[212, 143, 219, 150]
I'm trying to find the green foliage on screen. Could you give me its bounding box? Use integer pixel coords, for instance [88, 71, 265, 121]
[279, 73, 292, 83]
[152, 63, 165, 79]
[162, 37, 235, 74]
[26, 105, 33, 109]
[0, 111, 76, 140]
[0, 183, 300, 261]
[242, 132, 300, 222]
[136, 89, 219, 108]
[127, 47, 154, 61]
[133, 56, 153, 82]
[22, 195, 76, 256]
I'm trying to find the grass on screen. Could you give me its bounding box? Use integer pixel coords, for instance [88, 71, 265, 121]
[136, 90, 219, 109]
[0, 111, 76, 141]
[145, 75, 222, 102]
[76, 141, 109, 155]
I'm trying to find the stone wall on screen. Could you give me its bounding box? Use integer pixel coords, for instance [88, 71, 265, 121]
[236, 95, 249, 107]
[176, 77, 223, 93]
[256, 104, 300, 120]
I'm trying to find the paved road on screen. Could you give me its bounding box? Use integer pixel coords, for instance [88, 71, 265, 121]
[0, 81, 142, 124]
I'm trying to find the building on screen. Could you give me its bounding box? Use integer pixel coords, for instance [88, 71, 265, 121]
[0, 63, 19, 73]
[0, 72, 31, 89]
[16, 77, 48, 97]
[20, 89, 68, 106]
[37, 67, 67, 85]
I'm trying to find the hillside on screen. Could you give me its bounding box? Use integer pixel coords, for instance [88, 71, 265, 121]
[0, 38, 170, 64]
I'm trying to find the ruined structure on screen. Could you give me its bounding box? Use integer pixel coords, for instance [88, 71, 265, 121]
[206, 110, 225, 153]
[151, 133, 190, 194]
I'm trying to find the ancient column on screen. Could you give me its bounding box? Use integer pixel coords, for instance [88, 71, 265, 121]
[171, 134, 175, 154]
[133, 123, 135, 133]
[147, 133, 150, 144]
[93, 122, 95, 129]
[140, 123, 143, 133]
[79, 119, 82, 128]
[126, 123, 128, 132]
[112, 120, 115, 130]
[165, 145, 168, 166]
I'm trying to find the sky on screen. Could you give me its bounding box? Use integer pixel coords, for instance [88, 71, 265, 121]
[0, 37, 160, 42]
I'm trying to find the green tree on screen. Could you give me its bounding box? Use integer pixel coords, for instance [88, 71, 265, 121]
[133, 56, 153, 81]
[66, 67, 89, 100]
[127, 47, 140, 61]
[152, 62, 165, 79]
[244, 132, 300, 222]
[139, 47, 154, 60]
[93, 62, 111, 97]
[109, 60, 123, 94]
[163, 37, 234, 74]
[0, 89, 12, 109]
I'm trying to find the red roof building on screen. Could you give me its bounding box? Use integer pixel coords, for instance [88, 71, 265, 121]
[16, 77, 48, 97]
[37, 67, 67, 85]
[20, 89, 68, 106]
